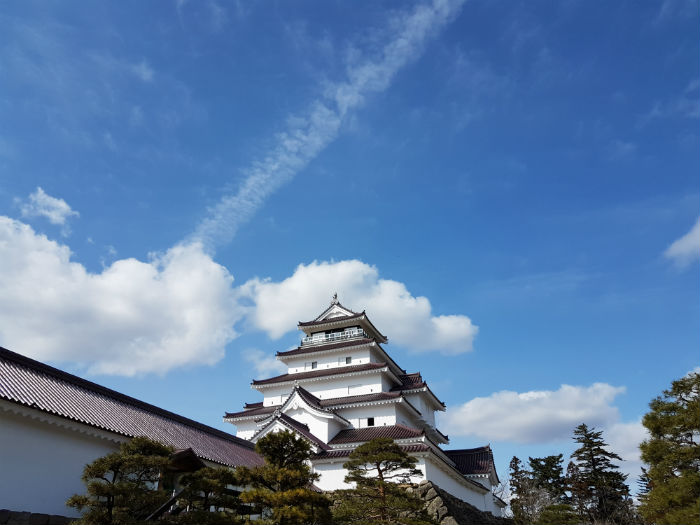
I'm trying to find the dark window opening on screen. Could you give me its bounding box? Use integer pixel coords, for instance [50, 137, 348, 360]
[345, 356, 352, 364]
[311, 361, 318, 369]
[367, 417, 375, 427]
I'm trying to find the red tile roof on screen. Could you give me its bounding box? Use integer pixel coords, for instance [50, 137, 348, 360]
[315, 443, 430, 459]
[298, 311, 365, 327]
[251, 362, 389, 386]
[0, 346, 263, 468]
[444, 446, 498, 480]
[328, 424, 424, 444]
[224, 405, 276, 419]
[276, 338, 374, 357]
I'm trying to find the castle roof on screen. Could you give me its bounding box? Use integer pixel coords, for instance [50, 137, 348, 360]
[276, 338, 374, 357]
[444, 445, 499, 483]
[0, 346, 262, 468]
[328, 424, 424, 445]
[251, 361, 393, 387]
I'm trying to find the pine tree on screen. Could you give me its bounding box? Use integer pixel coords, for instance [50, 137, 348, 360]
[508, 456, 553, 525]
[528, 454, 566, 502]
[236, 430, 331, 525]
[172, 467, 243, 524]
[570, 423, 632, 524]
[66, 436, 173, 524]
[639, 371, 700, 525]
[332, 438, 433, 525]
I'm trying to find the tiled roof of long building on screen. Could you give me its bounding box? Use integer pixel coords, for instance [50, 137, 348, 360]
[328, 424, 424, 444]
[251, 362, 389, 386]
[444, 446, 498, 478]
[0, 346, 263, 468]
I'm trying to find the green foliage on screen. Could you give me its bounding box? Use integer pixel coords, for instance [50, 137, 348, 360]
[508, 456, 555, 525]
[66, 436, 173, 524]
[528, 454, 565, 502]
[170, 467, 243, 524]
[639, 371, 700, 525]
[236, 430, 331, 525]
[332, 438, 433, 525]
[570, 423, 633, 524]
[536, 503, 579, 525]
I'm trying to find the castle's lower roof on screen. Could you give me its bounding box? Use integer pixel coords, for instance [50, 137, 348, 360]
[328, 424, 424, 445]
[315, 443, 431, 459]
[0, 346, 262, 468]
[444, 446, 499, 482]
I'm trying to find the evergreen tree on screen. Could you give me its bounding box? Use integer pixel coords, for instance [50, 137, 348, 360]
[332, 438, 433, 525]
[528, 454, 566, 502]
[172, 467, 243, 524]
[570, 423, 632, 524]
[639, 371, 700, 525]
[67, 436, 173, 524]
[236, 430, 330, 525]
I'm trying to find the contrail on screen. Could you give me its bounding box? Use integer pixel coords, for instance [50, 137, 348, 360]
[190, 0, 466, 251]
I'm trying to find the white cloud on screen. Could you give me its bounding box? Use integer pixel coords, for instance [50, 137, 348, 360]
[664, 216, 700, 267]
[239, 259, 477, 354]
[131, 60, 154, 82]
[0, 217, 242, 376]
[19, 187, 79, 235]
[191, 0, 465, 250]
[442, 383, 626, 443]
[605, 420, 649, 483]
[244, 349, 286, 377]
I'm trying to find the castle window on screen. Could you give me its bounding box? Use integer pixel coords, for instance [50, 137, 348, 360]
[367, 417, 375, 427]
[311, 361, 318, 369]
[345, 356, 352, 364]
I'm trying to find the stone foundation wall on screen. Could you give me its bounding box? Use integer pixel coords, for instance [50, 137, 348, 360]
[0, 510, 73, 525]
[408, 481, 513, 525]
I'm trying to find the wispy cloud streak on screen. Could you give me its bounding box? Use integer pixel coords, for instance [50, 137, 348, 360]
[191, 0, 465, 250]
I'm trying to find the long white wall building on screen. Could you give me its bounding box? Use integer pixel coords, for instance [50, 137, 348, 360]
[225, 296, 506, 516]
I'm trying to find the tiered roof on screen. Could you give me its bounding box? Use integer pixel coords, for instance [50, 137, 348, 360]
[251, 362, 392, 387]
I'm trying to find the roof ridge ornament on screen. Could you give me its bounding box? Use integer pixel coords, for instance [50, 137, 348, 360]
[331, 292, 338, 305]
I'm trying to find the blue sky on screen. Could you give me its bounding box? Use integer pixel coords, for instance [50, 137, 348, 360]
[1, 0, 698, 490]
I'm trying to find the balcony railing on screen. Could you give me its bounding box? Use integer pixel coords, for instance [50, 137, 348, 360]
[301, 328, 368, 346]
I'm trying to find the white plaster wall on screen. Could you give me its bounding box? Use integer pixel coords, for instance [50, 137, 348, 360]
[337, 404, 397, 428]
[312, 456, 427, 492]
[423, 457, 489, 511]
[285, 348, 372, 374]
[232, 419, 258, 440]
[0, 409, 122, 517]
[404, 393, 436, 427]
[262, 386, 292, 406]
[283, 408, 343, 443]
[302, 374, 384, 400]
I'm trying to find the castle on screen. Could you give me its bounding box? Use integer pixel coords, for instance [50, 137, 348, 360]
[224, 296, 505, 515]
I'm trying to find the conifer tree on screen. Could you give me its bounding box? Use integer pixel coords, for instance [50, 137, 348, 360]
[528, 454, 566, 502]
[236, 430, 330, 525]
[570, 423, 632, 524]
[67, 436, 173, 524]
[639, 371, 700, 524]
[332, 438, 432, 525]
[172, 467, 243, 524]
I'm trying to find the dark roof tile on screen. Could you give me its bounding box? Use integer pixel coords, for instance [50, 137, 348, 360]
[328, 424, 424, 445]
[444, 446, 497, 477]
[252, 362, 388, 386]
[0, 346, 263, 468]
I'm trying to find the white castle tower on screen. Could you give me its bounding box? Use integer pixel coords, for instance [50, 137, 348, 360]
[224, 296, 505, 515]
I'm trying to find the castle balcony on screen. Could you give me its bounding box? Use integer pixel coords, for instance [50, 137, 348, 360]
[301, 327, 369, 346]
